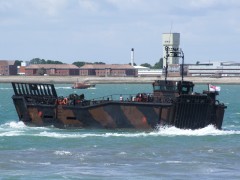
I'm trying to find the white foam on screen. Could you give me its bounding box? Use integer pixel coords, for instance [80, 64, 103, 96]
[166, 161, 182, 164]
[54, 151, 72, 156]
[155, 125, 240, 136]
[37, 131, 150, 138]
[35, 125, 240, 139]
[0, 88, 12, 90]
[28, 148, 37, 151]
[10, 159, 51, 166]
[55, 87, 71, 89]
[38, 162, 51, 165]
[0, 131, 24, 137]
[0, 122, 53, 137]
[208, 149, 214, 153]
[0, 121, 50, 130]
[8, 121, 26, 129]
[10, 160, 27, 164]
[38, 131, 80, 138]
[1, 122, 240, 138]
[0, 121, 24, 129]
[0, 121, 25, 136]
[118, 152, 127, 155]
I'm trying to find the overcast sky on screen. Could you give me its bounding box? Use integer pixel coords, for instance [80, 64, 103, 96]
[1, 0, 240, 65]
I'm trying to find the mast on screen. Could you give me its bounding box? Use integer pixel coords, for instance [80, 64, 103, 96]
[164, 45, 185, 82]
[180, 48, 184, 82]
[164, 46, 169, 82]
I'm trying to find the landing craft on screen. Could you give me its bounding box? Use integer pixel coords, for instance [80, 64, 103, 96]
[71, 81, 96, 89]
[11, 47, 226, 130]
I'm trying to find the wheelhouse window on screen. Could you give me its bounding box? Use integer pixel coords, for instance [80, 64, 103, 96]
[166, 85, 177, 91]
[154, 85, 177, 91]
[154, 85, 161, 91]
[181, 86, 193, 94]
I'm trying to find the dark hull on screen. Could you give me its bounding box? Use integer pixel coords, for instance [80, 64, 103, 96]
[12, 96, 225, 130]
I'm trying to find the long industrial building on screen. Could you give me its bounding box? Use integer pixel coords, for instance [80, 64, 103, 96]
[188, 62, 240, 77]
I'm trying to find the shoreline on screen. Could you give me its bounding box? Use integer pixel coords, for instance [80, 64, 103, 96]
[1, 76, 240, 84]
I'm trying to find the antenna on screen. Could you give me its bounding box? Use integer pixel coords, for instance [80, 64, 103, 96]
[168, 21, 173, 43]
[165, 21, 173, 82]
[164, 45, 185, 82]
[164, 46, 169, 82]
[180, 48, 184, 82]
[164, 22, 174, 68]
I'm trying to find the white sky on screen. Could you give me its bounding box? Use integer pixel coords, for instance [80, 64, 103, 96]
[1, 0, 240, 65]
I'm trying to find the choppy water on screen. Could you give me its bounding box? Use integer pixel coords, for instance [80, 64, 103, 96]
[0, 83, 240, 179]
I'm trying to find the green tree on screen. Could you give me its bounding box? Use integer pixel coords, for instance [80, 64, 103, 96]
[128, 62, 137, 66]
[30, 58, 63, 64]
[46, 60, 63, 64]
[94, 62, 105, 64]
[152, 58, 163, 69]
[30, 58, 46, 64]
[140, 63, 152, 68]
[14, 60, 23, 66]
[72, 61, 86, 67]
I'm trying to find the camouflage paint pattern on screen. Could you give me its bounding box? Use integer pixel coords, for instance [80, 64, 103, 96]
[11, 82, 226, 130]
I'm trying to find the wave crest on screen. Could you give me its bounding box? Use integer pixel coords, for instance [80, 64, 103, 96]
[1, 123, 240, 138]
[35, 125, 240, 138]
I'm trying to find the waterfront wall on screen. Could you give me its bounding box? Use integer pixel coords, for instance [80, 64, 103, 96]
[1, 76, 240, 84]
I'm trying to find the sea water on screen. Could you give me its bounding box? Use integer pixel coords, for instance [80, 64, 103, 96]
[0, 83, 240, 179]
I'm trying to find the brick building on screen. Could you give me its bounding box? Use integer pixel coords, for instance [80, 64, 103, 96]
[25, 64, 79, 76]
[0, 60, 17, 75]
[79, 64, 137, 77]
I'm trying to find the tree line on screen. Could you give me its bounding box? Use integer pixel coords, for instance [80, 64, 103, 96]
[30, 58, 63, 64]
[140, 58, 163, 69]
[15, 57, 164, 69]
